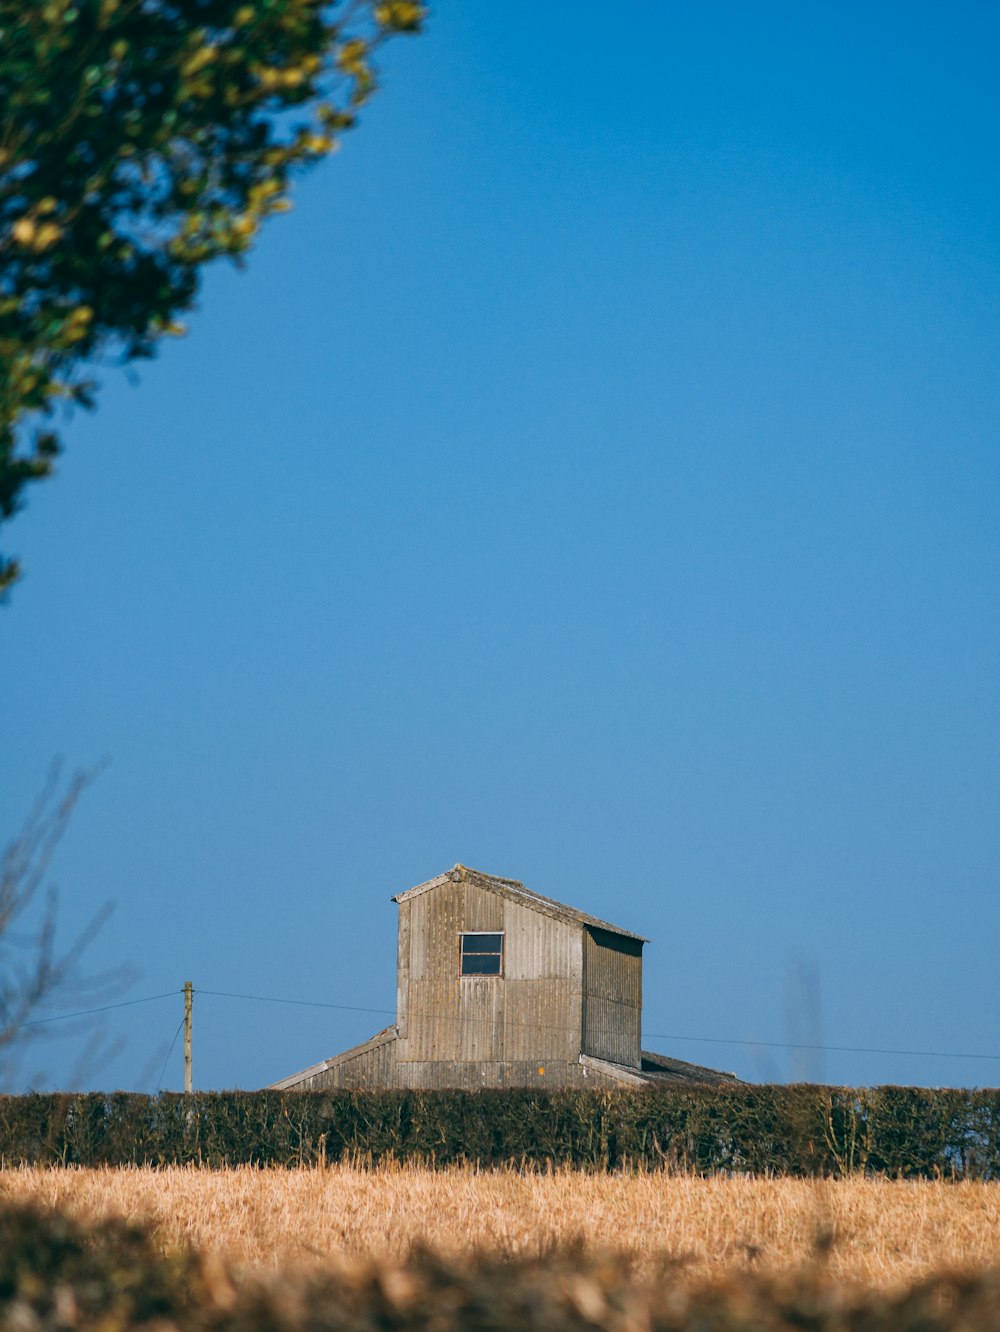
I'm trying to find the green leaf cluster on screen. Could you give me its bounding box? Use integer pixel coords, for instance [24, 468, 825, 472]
[0, 0, 424, 592]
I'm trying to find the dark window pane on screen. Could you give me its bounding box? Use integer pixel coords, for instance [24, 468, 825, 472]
[462, 952, 502, 975]
[462, 934, 503, 955]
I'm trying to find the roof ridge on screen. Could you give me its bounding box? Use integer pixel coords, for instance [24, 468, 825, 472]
[458, 863, 527, 890]
[453, 864, 648, 942]
[393, 864, 647, 942]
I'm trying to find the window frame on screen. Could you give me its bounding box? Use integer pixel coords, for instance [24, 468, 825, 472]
[459, 930, 505, 978]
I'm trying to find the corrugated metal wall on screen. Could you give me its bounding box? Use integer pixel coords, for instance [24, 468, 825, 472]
[286, 1045, 638, 1092]
[581, 926, 642, 1068]
[290, 1035, 400, 1091]
[392, 1058, 628, 1089]
[394, 879, 583, 1083]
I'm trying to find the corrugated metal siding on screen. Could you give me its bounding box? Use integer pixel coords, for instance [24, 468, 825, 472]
[505, 900, 579, 1062]
[394, 1058, 631, 1090]
[403, 976, 459, 1061]
[406, 888, 431, 979]
[397, 880, 582, 1068]
[583, 927, 642, 1002]
[292, 1035, 399, 1091]
[581, 996, 641, 1067]
[464, 886, 504, 932]
[397, 879, 504, 1064]
[334, 1037, 398, 1089]
[396, 1060, 502, 1090]
[582, 927, 642, 1067]
[503, 897, 580, 981]
[457, 976, 505, 1062]
[404, 879, 463, 1061]
[278, 1045, 649, 1092]
[396, 900, 411, 1038]
[423, 878, 463, 990]
[504, 979, 580, 1061]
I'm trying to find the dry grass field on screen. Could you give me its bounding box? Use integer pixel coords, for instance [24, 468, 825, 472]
[1, 1164, 998, 1290]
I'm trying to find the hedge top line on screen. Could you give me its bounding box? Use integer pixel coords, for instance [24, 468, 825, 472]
[2, 1085, 1000, 1177]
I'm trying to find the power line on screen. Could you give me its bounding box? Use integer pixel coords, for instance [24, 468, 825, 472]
[197, 988, 395, 1017]
[155, 1017, 185, 1092]
[13, 991, 179, 1031]
[18, 987, 998, 1067]
[642, 1033, 1000, 1062]
[202, 990, 999, 1063]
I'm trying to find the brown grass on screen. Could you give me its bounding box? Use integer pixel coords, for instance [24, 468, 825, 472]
[1, 1164, 998, 1289]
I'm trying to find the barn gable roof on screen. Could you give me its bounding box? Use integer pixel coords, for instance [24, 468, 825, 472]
[392, 863, 648, 943]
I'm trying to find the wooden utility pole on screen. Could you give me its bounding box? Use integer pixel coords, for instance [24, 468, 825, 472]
[184, 981, 193, 1093]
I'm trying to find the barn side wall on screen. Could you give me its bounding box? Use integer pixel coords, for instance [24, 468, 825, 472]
[394, 879, 584, 1084]
[392, 1057, 632, 1090]
[581, 927, 642, 1068]
[291, 1052, 637, 1092]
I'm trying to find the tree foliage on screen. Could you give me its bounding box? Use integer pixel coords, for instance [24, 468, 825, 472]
[0, 0, 423, 593]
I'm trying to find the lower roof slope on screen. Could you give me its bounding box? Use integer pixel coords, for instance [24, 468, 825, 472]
[639, 1049, 739, 1085]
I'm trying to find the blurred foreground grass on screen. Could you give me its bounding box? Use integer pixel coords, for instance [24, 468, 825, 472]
[3, 1194, 1000, 1332]
[3, 1163, 1000, 1288]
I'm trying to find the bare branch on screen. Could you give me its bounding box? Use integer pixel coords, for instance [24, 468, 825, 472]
[0, 761, 127, 1079]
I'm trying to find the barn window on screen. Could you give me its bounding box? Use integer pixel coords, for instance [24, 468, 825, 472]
[460, 932, 504, 977]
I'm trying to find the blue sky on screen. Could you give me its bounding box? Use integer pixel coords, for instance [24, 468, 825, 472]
[3, 1, 998, 1092]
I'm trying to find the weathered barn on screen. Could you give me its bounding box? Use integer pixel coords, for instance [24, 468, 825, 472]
[272, 864, 734, 1091]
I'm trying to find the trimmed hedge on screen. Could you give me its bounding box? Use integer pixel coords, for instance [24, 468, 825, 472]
[1, 1085, 999, 1176]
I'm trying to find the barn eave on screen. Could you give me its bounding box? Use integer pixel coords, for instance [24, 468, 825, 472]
[392, 863, 649, 943]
